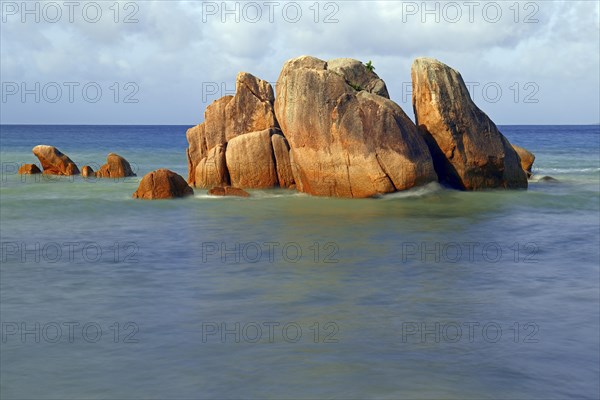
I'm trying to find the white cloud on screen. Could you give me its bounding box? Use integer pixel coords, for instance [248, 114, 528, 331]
[1, 0, 598, 124]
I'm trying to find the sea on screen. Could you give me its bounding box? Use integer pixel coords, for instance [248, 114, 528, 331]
[0, 124, 599, 399]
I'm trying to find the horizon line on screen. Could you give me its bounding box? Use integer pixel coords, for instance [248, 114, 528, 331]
[1, 123, 599, 127]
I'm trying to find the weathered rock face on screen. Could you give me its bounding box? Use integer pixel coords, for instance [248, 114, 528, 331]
[195, 144, 229, 188]
[327, 58, 389, 98]
[132, 169, 193, 199]
[32, 145, 79, 175]
[18, 164, 41, 174]
[411, 57, 527, 190]
[226, 128, 279, 188]
[186, 72, 279, 187]
[271, 133, 295, 188]
[96, 153, 136, 178]
[512, 144, 535, 178]
[208, 186, 250, 197]
[186, 123, 207, 184]
[81, 165, 95, 177]
[274, 55, 437, 197]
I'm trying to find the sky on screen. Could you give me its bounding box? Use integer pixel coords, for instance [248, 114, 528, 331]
[1, 0, 599, 125]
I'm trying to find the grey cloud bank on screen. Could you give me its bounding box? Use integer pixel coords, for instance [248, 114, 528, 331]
[1, 0, 599, 125]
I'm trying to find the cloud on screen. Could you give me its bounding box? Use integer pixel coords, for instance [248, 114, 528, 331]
[1, 0, 598, 124]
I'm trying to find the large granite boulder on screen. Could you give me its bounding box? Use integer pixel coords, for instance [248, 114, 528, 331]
[132, 169, 193, 199]
[274, 55, 437, 197]
[411, 57, 527, 190]
[512, 144, 535, 178]
[96, 153, 136, 178]
[186, 72, 278, 187]
[32, 145, 79, 175]
[18, 164, 41, 174]
[226, 128, 279, 188]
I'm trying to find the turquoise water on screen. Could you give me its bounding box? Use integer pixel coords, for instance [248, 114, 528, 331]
[1, 125, 599, 399]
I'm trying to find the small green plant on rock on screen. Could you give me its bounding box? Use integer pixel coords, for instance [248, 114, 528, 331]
[365, 60, 375, 72]
[348, 82, 363, 91]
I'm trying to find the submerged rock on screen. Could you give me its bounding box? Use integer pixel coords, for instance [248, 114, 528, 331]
[208, 186, 250, 197]
[81, 165, 95, 177]
[32, 145, 79, 175]
[538, 176, 559, 182]
[132, 169, 193, 199]
[18, 164, 41, 174]
[275, 55, 437, 197]
[96, 153, 136, 178]
[411, 57, 527, 190]
[512, 144, 535, 178]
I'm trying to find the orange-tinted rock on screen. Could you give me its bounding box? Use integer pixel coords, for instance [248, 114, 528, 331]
[81, 165, 95, 177]
[32, 145, 79, 175]
[274, 55, 437, 197]
[208, 186, 250, 197]
[512, 144, 535, 178]
[186, 72, 278, 187]
[225, 129, 278, 188]
[195, 144, 229, 188]
[327, 58, 389, 98]
[271, 133, 295, 188]
[132, 169, 193, 199]
[96, 153, 135, 178]
[411, 57, 527, 190]
[18, 164, 41, 174]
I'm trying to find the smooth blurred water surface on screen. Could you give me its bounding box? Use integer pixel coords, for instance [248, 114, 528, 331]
[0, 125, 598, 399]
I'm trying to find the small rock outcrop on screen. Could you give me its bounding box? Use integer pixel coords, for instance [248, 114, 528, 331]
[411, 57, 527, 190]
[32, 145, 79, 175]
[18, 164, 41, 174]
[96, 153, 136, 178]
[132, 169, 193, 199]
[512, 144, 535, 178]
[208, 186, 250, 197]
[81, 165, 95, 177]
[274, 55, 437, 197]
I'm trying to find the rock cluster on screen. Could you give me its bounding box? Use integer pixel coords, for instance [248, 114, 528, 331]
[186, 72, 286, 190]
[21, 56, 537, 201]
[29, 146, 136, 179]
[187, 56, 534, 197]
